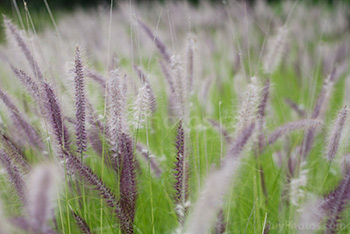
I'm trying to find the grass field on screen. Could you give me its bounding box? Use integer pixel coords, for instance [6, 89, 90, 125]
[0, 1, 349, 233]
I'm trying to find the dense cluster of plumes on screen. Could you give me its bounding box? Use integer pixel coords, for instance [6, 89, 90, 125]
[0, 1, 350, 233]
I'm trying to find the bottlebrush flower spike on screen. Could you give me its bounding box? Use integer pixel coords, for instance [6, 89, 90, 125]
[41, 82, 71, 152]
[0, 133, 30, 171]
[133, 85, 152, 129]
[159, 59, 176, 95]
[301, 68, 336, 159]
[289, 163, 308, 206]
[235, 77, 261, 135]
[214, 210, 226, 234]
[322, 169, 350, 234]
[118, 133, 137, 231]
[266, 119, 322, 147]
[263, 26, 288, 74]
[0, 150, 26, 204]
[73, 47, 87, 156]
[185, 122, 255, 234]
[138, 19, 171, 64]
[297, 198, 325, 234]
[106, 69, 127, 154]
[85, 68, 106, 89]
[257, 79, 270, 151]
[174, 120, 189, 224]
[186, 36, 195, 94]
[284, 99, 306, 117]
[11, 66, 40, 103]
[72, 211, 93, 234]
[171, 55, 187, 117]
[41, 82, 129, 229]
[0, 87, 43, 148]
[26, 164, 61, 234]
[325, 106, 348, 162]
[136, 143, 162, 178]
[3, 16, 43, 80]
[63, 149, 130, 233]
[208, 119, 232, 144]
[133, 65, 157, 113]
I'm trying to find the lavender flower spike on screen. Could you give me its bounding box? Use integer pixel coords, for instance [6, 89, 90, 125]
[266, 119, 322, 147]
[118, 133, 137, 233]
[41, 82, 70, 152]
[11, 66, 40, 103]
[72, 211, 93, 234]
[326, 106, 348, 162]
[0, 150, 26, 204]
[257, 79, 270, 151]
[74, 47, 87, 155]
[138, 19, 171, 64]
[3, 16, 43, 80]
[174, 120, 189, 224]
[0, 87, 43, 148]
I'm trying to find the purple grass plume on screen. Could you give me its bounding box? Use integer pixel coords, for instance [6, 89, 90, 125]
[136, 143, 162, 178]
[322, 170, 350, 233]
[41, 82, 71, 152]
[85, 68, 106, 89]
[118, 133, 137, 233]
[138, 20, 171, 64]
[208, 119, 232, 144]
[73, 47, 87, 156]
[266, 119, 322, 147]
[284, 99, 306, 117]
[325, 106, 348, 162]
[3, 16, 43, 80]
[11, 66, 41, 103]
[0, 87, 43, 148]
[186, 37, 195, 94]
[159, 59, 176, 95]
[301, 68, 336, 159]
[72, 211, 93, 234]
[257, 79, 270, 151]
[174, 120, 189, 224]
[0, 150, 26, 204]
[214, 209, 226, 234]
[185, 122, 255, 234]
[41, 81, 131, 231]
[0, 133, 30, 172]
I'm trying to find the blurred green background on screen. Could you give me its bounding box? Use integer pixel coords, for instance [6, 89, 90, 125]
[0, 0, 348, 43]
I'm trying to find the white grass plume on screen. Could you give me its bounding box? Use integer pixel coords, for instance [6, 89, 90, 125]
[297, 197, 325, 234]
[235, 76, 261, 135]
[26, 164, 61, 233]
[263, 26, 288, 74]
[132, 84, 152, 129]
[184, 123, 255, 234]
[290, 162, 308, 206]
